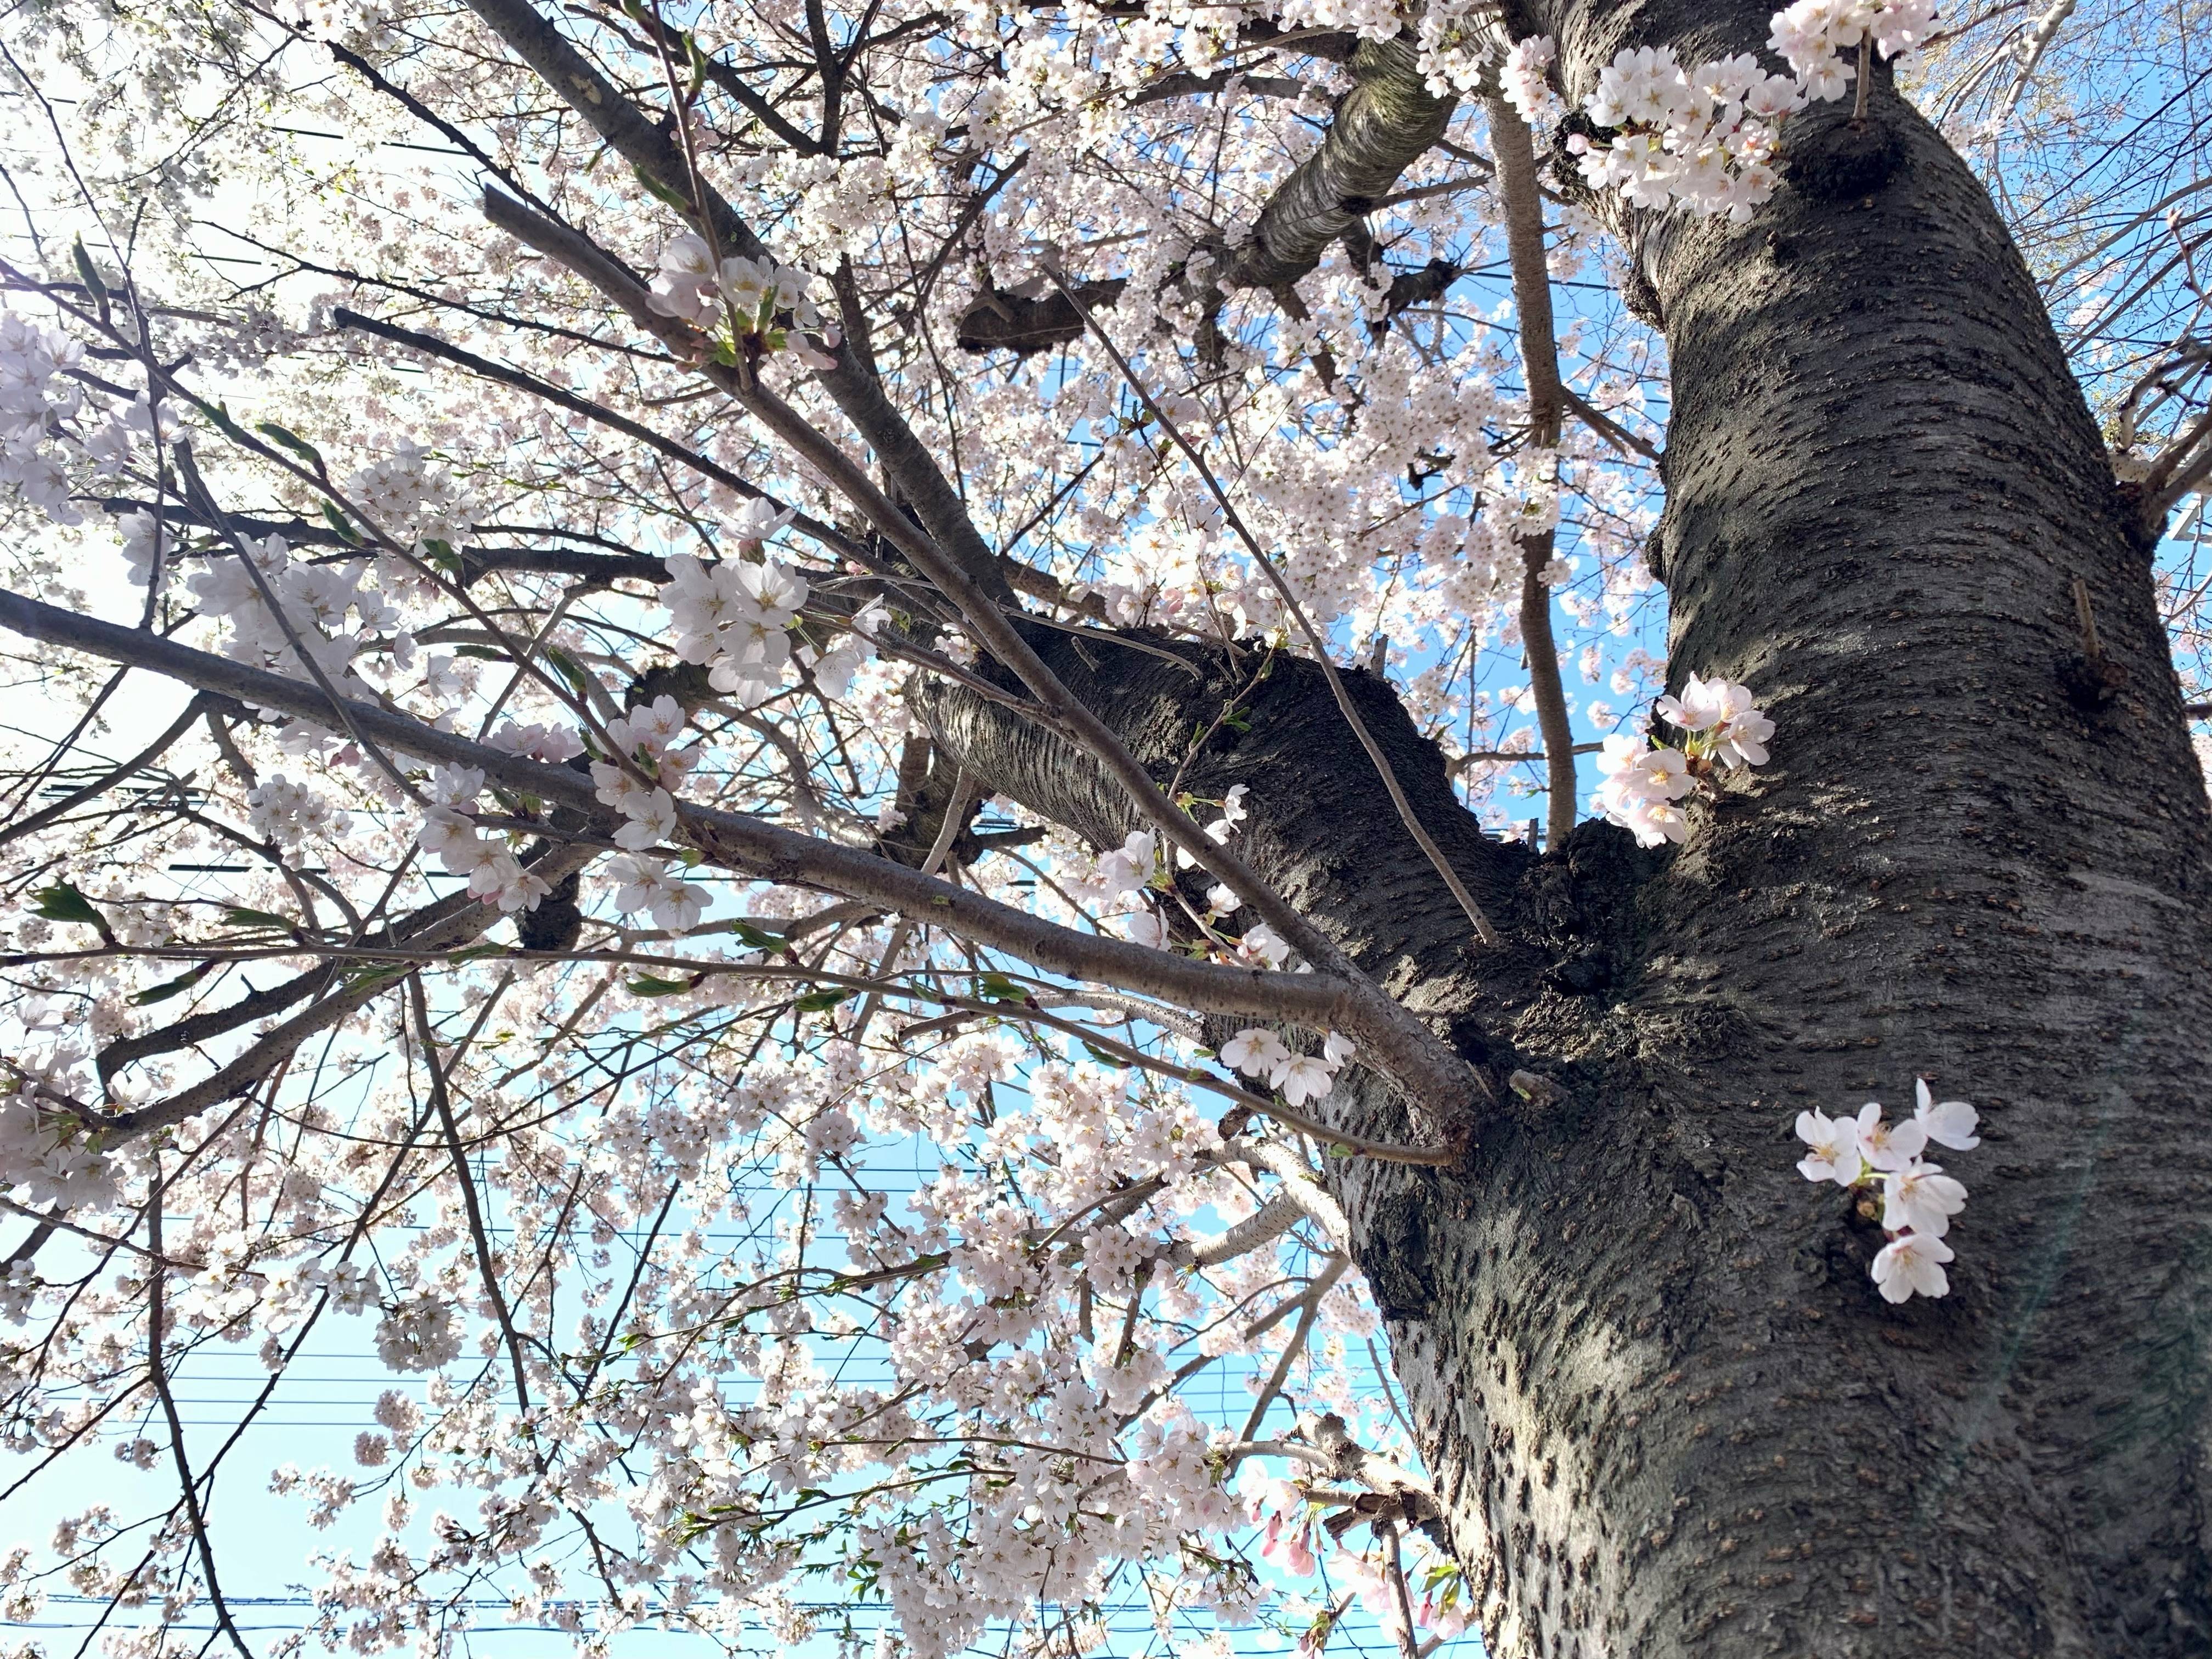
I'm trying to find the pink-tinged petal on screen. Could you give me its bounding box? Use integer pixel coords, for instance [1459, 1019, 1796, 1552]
[1921, 1098, 1981, 1150]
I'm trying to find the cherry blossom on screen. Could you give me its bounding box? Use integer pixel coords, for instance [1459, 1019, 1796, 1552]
[1795, 1080, 1982, 1301]
[1870, 1230, 1955, 1304]
[1223, 1028, 1292, 1077]
[1882, 1160, 1968, 1237]
[1794, 1107, 1864, 1185]
[1914, 1077, 1981, 1149]
[1854, 1101, 1929, 1172]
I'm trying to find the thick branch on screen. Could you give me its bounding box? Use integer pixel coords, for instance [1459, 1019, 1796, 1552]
[1224, 38, 1454, 292]
[0, 591, 1428, 1060]
[956, 37, 1454, 354]
[477, 190, 1489, 1124]
[461, 0, 1013, 601]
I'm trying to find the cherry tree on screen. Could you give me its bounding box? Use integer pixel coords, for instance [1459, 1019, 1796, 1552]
[0, 0, 2208, 1655]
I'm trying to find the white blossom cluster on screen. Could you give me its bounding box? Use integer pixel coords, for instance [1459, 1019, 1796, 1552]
[1591, 672, 1774, 846]
[1081, 787, 1268, 956]
[344, 441, 474, 551]
[1769, 0, 1942, 89]
[275, 0, 395, 49]
[0, 311, 86, 521]
[1415, 4, 1553, 113]
[244, 772, 350, 848]
[1499, 33, 1558, 119]
[659, 529, 815, 703]
[417, 763, 551, 913]
[1568, 44, 1802, 219]
[646, 235, 842, 369]
[1796, 1079, 1980, 1301]
[591, 696, 713, 933]
[1564, 1, 1939, 220]
[484, 719, 585, 763]
[0, 1072, 114, 1211]
[373, 1293, 465, 1370]
[180, 529, 400, 683]
[1221, 1028, 1356, 1107]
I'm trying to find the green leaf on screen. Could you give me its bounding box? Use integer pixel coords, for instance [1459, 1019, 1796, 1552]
[223, 906, 296, 930]
[633, 166, 694, 213]
[729, 919, 786, 954]
[131, 962, 213, 1005]
[205, 399, 251, 443]
[975, 972, 1028, 1005]
[320, 501, 362, 545]
[627, 974, 697, 997]
[1080, 1041, 1126, 1068]
[448, 943, 507, 962]
[541, 646, 592, 700]
[71, 239, 106, 304]
[421, 537, 460, 575]
[255, 422, 324, 467]
[342, 961, 412, 991]
[33, 882, 105, 929]
[684, 32, 710, 101]
[453, 644, 506, 662]
[792, 988, 854, 1013]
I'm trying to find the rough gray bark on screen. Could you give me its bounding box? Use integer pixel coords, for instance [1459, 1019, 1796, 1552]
[955, 35, 1453, 355]
[928, 8, 2212, 1654]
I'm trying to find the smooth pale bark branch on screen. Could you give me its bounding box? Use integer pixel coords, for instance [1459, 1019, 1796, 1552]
[957, 35, 1455, 353]
[1452, 741, 1602, 769]
[1183, 1191, 1305, 1267]
[1992, 0, 2080, 132]
[1237, 1138, 1352, 1249]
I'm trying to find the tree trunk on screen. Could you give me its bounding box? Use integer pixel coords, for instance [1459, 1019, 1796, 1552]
[930, 7, 2212, 1651]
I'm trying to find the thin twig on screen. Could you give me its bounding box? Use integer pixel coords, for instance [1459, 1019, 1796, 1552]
[1041, 261, 1502, 944]
[1238, 1253, 1350, 1442]
[146, 1161, 254, 1659]
[1485, 92, 1581, 849]
[410, 972, 531, 1412]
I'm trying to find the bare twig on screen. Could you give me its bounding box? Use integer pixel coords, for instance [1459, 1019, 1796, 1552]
[1486, 92, 1580, 849]
[1041, 261, 1504, 945]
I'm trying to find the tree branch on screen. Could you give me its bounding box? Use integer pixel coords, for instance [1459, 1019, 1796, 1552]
[1487, 91, 1579, 848]
[334, 306, 862, 560]
[957, 36, 1454, 353]
[460, 0, 1014, 600]
[0, 590, 1433, 1066]
[469, 190, 1489, 1125]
